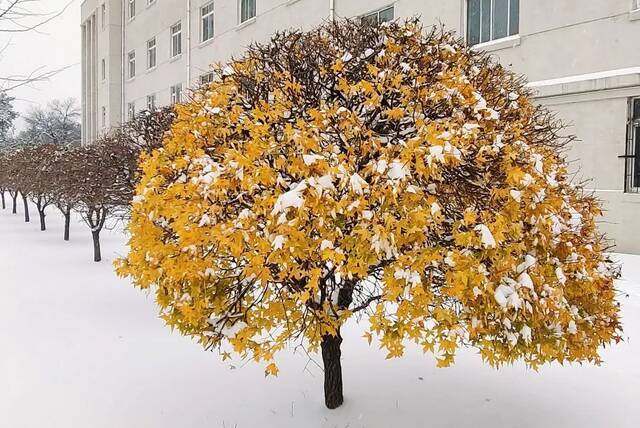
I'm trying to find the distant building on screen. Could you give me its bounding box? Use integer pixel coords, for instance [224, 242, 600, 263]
[80, 0, 640, 253]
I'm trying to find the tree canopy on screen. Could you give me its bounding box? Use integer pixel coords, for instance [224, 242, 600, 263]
[117, 19, 622, 409]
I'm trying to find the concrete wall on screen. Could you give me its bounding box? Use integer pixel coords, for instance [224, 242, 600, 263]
[81, 0, 122, 142]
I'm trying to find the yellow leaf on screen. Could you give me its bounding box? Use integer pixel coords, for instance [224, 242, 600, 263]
[265, 362, 279, 377]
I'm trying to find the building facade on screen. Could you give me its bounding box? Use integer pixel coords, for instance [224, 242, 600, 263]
[80, 0, 640, 253]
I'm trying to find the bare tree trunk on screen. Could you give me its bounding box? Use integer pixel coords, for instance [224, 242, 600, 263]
[10, 191, 18, 214]
[38, 209, 46, 231]
[92, 230, 102, 262]
[1, 191, 5, 209]
[35, 199, 46, 231]
[63, 206, 71, 241]
[21, 193, 29, 222]
[87, 206, 108, 262]
[321, 332, 344, 409]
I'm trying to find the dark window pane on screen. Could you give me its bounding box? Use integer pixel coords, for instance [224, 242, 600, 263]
[481, 0, 491, 43]
[509, 0, 520, 35]
[378, 6, 394, 23]
[633, 98, 640, 120]
[362, 13, 377, 25]
[634, 126, 640, 188]
[241, 0, 256, 22]
[467, 0, 480, 46]
[493, 0, 509, 40]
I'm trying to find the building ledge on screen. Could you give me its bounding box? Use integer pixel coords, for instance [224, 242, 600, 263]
[199, 38, 215, 49]
[472, 35, 521, 53]
[528, 67, 640, 98]
[236, 17, 256, 31]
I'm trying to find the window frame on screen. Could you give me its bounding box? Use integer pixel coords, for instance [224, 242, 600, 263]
[170, 83, 183, 104]
[361, 5, 394, 25]
[101, 3, 106, 29]
[170, 22, 182, 57]
[146, 94, 156, 111]
[239, 0, 256, 24]
[201, 2, 215, 43]
[127, 102, 136, 121]
[128, 0, 136, 20]
[624, 97, 640, 193]
[200, 72, 214, 86]
[466, 0, 520, 47]
[101, 58, 106, 81]
[147, 37, 157, 69]
[127, 50, 136, 79]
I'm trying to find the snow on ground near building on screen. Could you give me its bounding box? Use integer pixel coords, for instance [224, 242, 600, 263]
[1, 205, 639, 428]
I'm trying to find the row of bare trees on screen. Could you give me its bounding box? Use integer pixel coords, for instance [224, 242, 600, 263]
[0, 107, 175, 261]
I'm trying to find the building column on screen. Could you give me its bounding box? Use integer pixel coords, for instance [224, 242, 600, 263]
[81, 23, 87, 145]
[92, 14, 98, 141]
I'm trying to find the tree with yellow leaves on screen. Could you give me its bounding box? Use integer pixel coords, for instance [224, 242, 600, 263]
[117, 19, 621, 409]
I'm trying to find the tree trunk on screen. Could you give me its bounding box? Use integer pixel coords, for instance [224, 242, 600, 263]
[11, 193, 17, 214]
[38, 209, 46, 231]
[92, 230, 102, 262]
[1, 191, 5, 209]
[63, 207, 71, 241]
[21, 194, 30, 222]
[321, 333, 344, 409]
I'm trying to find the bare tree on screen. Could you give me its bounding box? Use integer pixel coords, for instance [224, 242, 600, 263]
[1, 144, 29, 219]
[0, 1, 75, 92]
[20, 98, 81, 145]
[0, 90, 17, 144]
[20, 143, 62, 230]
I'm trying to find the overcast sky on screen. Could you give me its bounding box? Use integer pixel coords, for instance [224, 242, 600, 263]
[1, 0, 81, 129]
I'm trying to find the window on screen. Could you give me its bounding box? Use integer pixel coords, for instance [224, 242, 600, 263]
[171, 22, 182, 57]
[101, 4, 106, 29]
[128, 50, 136, 78]
[240, 0, 256, 23]
[624, 98, 640, 193]
[146, 94, 156, 110]
[128, 0, 135, 19]
[101, 59, 106, 80]
[101, 107, 106, 127]
[201, 2, 215, 42]
[200, 72, 214, 86]
[147, 37, 157, 69]
[127, 102, 136, 120]
[467, 0, 519, 46]
[362, 5, 394, 25]
[171, 83, 183, 104]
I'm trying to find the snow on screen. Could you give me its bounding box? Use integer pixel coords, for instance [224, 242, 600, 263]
[271, 181, 307, 216]
[1, 204, 640, 427]
[387, 160, 410, 181]
[475, 224, 496, 249]
[272, 235, 286, 250]
[302, 154, 323, 166]
[349, 173, 368, 195]
[527, 66, 640, 88]
[320, 240, 334, 251]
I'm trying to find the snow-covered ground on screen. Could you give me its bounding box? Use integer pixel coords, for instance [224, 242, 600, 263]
[1, 204, 639, 428]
